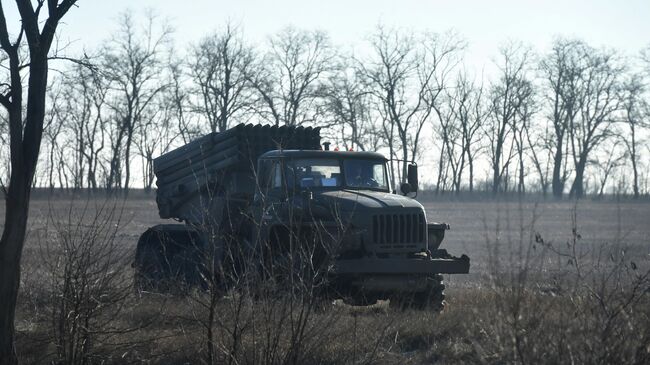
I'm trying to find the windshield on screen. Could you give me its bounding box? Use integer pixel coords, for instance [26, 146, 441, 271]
[290, 159, 342, 188]
[287, 158, 389, 191]
[343, 159, 389, 190]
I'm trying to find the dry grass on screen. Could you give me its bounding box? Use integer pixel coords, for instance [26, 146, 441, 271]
[5, 195, 650, 364]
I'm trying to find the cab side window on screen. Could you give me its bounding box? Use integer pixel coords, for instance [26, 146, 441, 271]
[257, 160, 271, 191]
[256, 160, 284, 201]
[271, 162, 282, 189]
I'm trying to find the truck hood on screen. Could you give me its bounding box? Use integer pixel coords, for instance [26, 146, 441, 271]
[314, 189, 424, 211]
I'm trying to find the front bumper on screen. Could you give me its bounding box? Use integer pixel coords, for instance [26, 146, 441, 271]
[332, 254, 470, 275]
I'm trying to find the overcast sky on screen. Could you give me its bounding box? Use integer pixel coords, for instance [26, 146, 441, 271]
[38, 0, 647, 68]
[1, 1, 647, 72]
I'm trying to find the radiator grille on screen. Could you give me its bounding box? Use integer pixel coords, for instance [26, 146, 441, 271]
[372, 213, 425, 247]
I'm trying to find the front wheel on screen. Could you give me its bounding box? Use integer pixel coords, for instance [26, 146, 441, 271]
[389, 274, 446, 311]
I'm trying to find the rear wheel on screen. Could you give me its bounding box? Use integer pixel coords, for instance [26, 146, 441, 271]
[134, 225, 208, 293]
[134, 241, 166, 292]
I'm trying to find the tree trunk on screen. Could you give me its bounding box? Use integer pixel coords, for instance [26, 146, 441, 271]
[518, 149, 525, 195]
[0, 174, 30, 365]
[0, 3, 77, 362]
[107, 139, 123, 191]
[87, 157, 97, 190]
[632, 159, 639, 198]
[76, 130, 84, 189]
[630, 127, 639, 199]
[0, 56, 49, 365]
[468, 151, 474, 193]
[455, 146, 466, 195]
[551, 136, 564, 198]
[435, 143, 445, 194]
[401, 136, 408, 183]
[492, 148, 501, 196]
[124, 131, 133, 192]
[48, 141, 56, 193]
[144, 153, 154, 192]
[569, 155, 587, 198]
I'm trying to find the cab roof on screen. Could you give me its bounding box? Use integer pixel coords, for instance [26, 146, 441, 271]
[260, 149, 387, 160]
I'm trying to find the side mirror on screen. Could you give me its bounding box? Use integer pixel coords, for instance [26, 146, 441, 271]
[407, 164, 419, 192]
[400, 182, 412, 195]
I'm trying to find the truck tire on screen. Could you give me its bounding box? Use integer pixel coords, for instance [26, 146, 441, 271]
[133, 240, 166, 292]
[262, 225, 330, 289]
[134, 225, 207, 292]
[389, 274, 446, 312]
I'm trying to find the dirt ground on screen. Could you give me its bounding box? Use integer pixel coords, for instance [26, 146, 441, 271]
[4, 194, 650, 364]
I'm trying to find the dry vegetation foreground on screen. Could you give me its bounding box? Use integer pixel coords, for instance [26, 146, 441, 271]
[3, 195, 650, 364]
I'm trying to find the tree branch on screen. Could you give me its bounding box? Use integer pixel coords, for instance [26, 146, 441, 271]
[0, 93, 10, 110]
[18, 55, 97, 72]
[14, 0, 40, 47]
[0, 2, 14, 51]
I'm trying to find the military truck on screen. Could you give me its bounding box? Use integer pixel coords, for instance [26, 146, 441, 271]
[134, 123, 469, 309]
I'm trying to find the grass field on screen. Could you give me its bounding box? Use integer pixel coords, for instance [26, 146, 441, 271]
[5, 195, 650, 364]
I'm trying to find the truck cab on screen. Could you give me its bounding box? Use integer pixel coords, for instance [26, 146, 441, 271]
[249, 150, 468, 307]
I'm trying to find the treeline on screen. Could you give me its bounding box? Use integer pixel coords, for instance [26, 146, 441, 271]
[1, 11, 648, 198]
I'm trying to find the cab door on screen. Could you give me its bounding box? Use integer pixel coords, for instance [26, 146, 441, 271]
[251, 159, 288, 244]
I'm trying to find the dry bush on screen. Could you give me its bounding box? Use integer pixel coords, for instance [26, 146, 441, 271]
[473, 201, 650, 364]
[34, 199, 157, 364]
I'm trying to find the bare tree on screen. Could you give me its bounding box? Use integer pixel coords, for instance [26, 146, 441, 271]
[361, 26, 418, 185]
[433, 88, 458, 193]
[460, 75, 488, 192]
[135, 93, 180, 191]
[362, 26, 463, 184]
[540, 39, 586, 198]
[418, 31, 465, 177]
[82, 64, 109, 190]
[189, 23, 256, 133]
[43, 81, 67, 191]
[568, 47, 623, 198]
[437, 71, 486, 193]
[641, 44, 650, 73]
[524, 117, 553, 196]
[0, 112, 7, 188]
[102, 11, 172, 192]
[620, 74, 648, 198]
[322, 60, 382, 151]
[0, 1, 79, 363]
[50, 61, 108, 191]
[167, 55, 199, 144]
[512, 81, 536, 194]
[592, 140, 627, 196]
[249, 27, 336, 126]
[486, 42, 533, 194]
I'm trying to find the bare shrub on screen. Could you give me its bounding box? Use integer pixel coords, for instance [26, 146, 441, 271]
[37, 199, 137, 364]
[477, 200, 650, 364]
